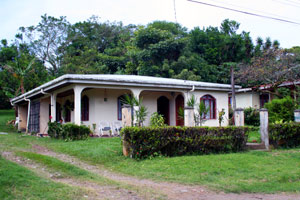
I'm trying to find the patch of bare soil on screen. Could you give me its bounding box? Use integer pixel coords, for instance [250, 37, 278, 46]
[31, 145, 300, 200]
[1, 151, 142, 200]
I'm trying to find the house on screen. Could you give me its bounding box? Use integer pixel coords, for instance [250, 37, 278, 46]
[229, 80, 300, 109]
[10, 74, 240, 135]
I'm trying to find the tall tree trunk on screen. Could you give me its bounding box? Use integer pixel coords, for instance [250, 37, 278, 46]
[231, 66, 236, 112]
[20, 79, 25, 94]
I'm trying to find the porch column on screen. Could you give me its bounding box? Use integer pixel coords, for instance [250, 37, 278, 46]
[184, 106, 195, 127]
[74, 86, 85, 125]
[122, 104, 132, 127]
[234, 108, 244, 126]
[260, 108, 269, 150]
[130, 89, 142, 126]
[183, 92, 195, 127]
[50, 93, 57, 122]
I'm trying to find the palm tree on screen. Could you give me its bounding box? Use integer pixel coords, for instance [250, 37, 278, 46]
[3, 54, 35, 95]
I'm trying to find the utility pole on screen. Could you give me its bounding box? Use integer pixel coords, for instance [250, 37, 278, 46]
[231, 65, 236, 112]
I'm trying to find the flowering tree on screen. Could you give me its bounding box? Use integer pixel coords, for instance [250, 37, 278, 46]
[237, 48, 300, 88]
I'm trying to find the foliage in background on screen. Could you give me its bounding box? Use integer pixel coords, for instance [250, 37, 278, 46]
[121, 126, 249, 159]
[1, 14, 299, 109]
[244, 107, 260, 126]
[149, 112, 165, 127]
[48, 122, 91, 141]
[264, 96, 296, 123]
[237, 48, 300, 88]
[269, 122, 300, 148]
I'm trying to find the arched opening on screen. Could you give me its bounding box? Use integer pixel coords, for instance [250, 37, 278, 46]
[64, 100, 71, 122]
[200, 95, 216, 119]
[81, 95, 89, 121]
[176, 94, 184, 126]
[157, 96, 170, 125]
[56, 102, 62, 122]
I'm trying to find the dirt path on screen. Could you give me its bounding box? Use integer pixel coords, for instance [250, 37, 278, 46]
[29, 144, 300, 200]
[1, 151, 142, 200]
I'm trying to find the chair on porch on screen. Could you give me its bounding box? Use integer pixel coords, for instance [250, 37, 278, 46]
[99, 121, 112, 137]
[112, 121, 122, 137]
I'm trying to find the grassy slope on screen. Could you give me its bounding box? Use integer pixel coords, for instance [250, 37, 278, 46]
[0, 156, 84, 200]
[0, 110, 86, 199]
[1, 110, 300, 193]
[16, 151, 115, 185]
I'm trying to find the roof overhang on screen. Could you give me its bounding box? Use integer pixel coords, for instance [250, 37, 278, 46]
[11, 74, 241, 105]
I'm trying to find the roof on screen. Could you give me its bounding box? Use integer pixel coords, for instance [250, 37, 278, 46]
[11, 74, 241, 104]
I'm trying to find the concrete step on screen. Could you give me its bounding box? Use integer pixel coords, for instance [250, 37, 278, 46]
[246, 143, 266, 150]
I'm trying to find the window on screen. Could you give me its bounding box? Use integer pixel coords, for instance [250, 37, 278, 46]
[29, 101, 40, 133]
[117, 94, 133, 121]
[81, 95, 89, 121]
[260, 94, 269, 108]
[200, 95, 216, 119]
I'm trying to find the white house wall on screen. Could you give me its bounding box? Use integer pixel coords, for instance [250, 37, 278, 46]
[140, 91, 180, 126]
[235, 93, 253, 109]
[252, 93, 260, 109]
[193, 91, 229, 127]
[39, 97, 50, 135]
[34, 85, 231, 134]
[80, 88, 131, 134]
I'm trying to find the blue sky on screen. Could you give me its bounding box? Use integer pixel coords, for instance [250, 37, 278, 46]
[1, 0, 300, 48]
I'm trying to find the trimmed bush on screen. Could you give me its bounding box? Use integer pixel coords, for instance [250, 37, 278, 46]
[121, 126, 249, 159]
[244, 107, 260, 126]
[48, 122, 91, 141]
[48, 122, 63, 139]
[269, 122, 300, 148]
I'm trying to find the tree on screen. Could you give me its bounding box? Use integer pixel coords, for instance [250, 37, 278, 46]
[0, 39, 48, 107]
[3, 55, 35, 95]
[19, 14, 70, 75]
[61, 16, 133, 74]
[237, 48, 300, 88]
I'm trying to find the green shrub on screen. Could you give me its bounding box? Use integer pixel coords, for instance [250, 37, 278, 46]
[244, 107, 260, 126]
[48, 122, 91, 141]
[264, 96, 296, 123]
[150, 112, 165, 127]
[269, 122, 300, 148]
[121, 126, 249, 159]
[48, 121, 63, 139]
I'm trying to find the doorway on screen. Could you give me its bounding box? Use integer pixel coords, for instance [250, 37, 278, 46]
[176, 95, 184, 126]
[157, 96, 170, 125]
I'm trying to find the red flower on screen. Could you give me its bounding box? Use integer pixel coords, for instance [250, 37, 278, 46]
[136, 152, 139, 155]
[49, 115, 53, 119]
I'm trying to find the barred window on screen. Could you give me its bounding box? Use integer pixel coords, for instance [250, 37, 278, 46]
[200, 95, 216, 119]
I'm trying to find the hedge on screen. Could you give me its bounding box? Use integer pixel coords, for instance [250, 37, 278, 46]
[48, 122, 91, 141]
[269, 122, 300, 148]
[121, 126, 249, 159]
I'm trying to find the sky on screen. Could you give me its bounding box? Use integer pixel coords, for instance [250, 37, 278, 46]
[0, 0, 300, 48]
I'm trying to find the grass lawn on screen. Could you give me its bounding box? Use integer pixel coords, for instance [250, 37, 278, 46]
[1, 109, 300, 194]
[0, 156, 84, 200]
[247, 130, 261, 143]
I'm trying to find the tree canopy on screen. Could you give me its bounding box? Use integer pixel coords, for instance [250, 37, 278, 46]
[1, 15, 299, 109]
